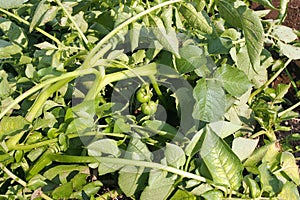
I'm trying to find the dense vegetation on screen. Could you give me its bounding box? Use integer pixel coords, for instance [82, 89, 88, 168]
[0, 0, 299, 199]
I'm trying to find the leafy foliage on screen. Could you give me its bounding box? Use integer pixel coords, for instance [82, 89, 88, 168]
[0, 0, 299, 199]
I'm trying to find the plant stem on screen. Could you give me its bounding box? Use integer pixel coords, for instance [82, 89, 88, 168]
[0, 163, 27, 187]
[149, 75, 167, 106]
[11, 132, 125, 151]
[248, 58, 292, 104]
[55, 0, 89, 46]
[278, 101, 300, 118]
[26, 80, 70, 122]
[95, 63, 159, 96]
[0, 68, 98, 120]
[40, 193, 53, 200]
[48, 154, 207, 182]
[81, 0, 182, 69]
[0, 8, 62, 46]
[285, 68, 298, 94]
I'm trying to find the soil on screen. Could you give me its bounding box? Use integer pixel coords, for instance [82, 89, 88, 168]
[251, 0, 300, 30]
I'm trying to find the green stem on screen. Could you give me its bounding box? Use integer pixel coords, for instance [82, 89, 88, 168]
[95, 63, 159, 96]
[48, 154, 207, 182]
[0, 163, 27, 187]
[81, 0, 182, 69]
[0, 68, 98, 120]
[0, 8, 62, 46]
[11, 138, 58, 151]
[40, 193, 54, 200]
[55, 0, 89, 46]
[248, 59, 292, 104]
[285, 68, 298, 94]
[149, 75, 167, 106]
[278, 101, 300, 118]
[26, 80, 70, 122]
[11, 132, 126, 151]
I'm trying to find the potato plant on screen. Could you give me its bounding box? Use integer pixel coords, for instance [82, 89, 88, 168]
[0, 0, 299, 199]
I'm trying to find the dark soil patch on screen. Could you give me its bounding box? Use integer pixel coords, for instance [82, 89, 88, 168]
[251, 0, 300, 30]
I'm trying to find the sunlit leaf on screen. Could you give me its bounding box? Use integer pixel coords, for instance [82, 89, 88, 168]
[0, 116, 29, 140]
[179, 3, 214, 35]
[193, 78, 226, 122]
[218, 1, 264, 70]
[140, 169, 176, 200]
[118, 166, 145, 197]
[0, 0, 28, 9]
[149, 15, 180, 57]
[258, 163, 282, 194]
[280, 152, 300, 185]
[214, 65, 253, 97]
[87, 139, 121, 157]
[30, 0, 50, 32]
[165, 143, 186, 168]
[232, 137, 259, 161]
[200, 127, 243, 190]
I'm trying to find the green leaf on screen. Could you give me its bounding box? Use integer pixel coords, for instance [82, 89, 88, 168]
[114, 118, 131, 133]
[87, 139, 121, 157]
[232, 137, 259, 161]
[218, 1, 264, 70]
[208, 121, 242, 138]
[0, 39, 23, 58]
[43, 165, 89, 183]
[273, 25, 298, 43]
[258, 162, 282, 194]
[275, 83, 290, 102]
[52, 182, 73, 199]
[130, 23, 142, 51]
[125, 137, 152, 161]
[189, 183, 213, 196]
[0, 18, 28, 48]
[243, 142, 274, 173]
[278, 182, 300, 200]
[35, 41, 58, 50]
[0, 0, 28, 9]
[0, 70, 11, 98]
[201, 190, 223, 200]
[200, 127, 243, 190]
[118, 166, 144, 197]
[30, 0, 50, 32]
[278, 41, 300, 60]
[149, 15, 180, 57]
[244, 175, 261, 198]
[193, 78, 226, 122]
[165, 143, 186, 168]
[73, 11, 88, 33]
[71, 173, 88, 191]
[170, 189, 196, 200]
[185, 129, 205, 157]
[27, 174, 47, 191]
[0, 116, 29, 140]
[217, 0, 242, 27]
[280, 152, 300, 185]
[98, 162, 124, 176]
[161, 5, 173, 31]
[70, 181, 103, 198]
[140, 169, 175, 200]
[234, 46, 268, 88]
[175, 45, 206, 74]
[179, 3, 214, 35]
[214, 65, 253, 97]
[207, 37, 233, 54]
[239, 7, 264, 70]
